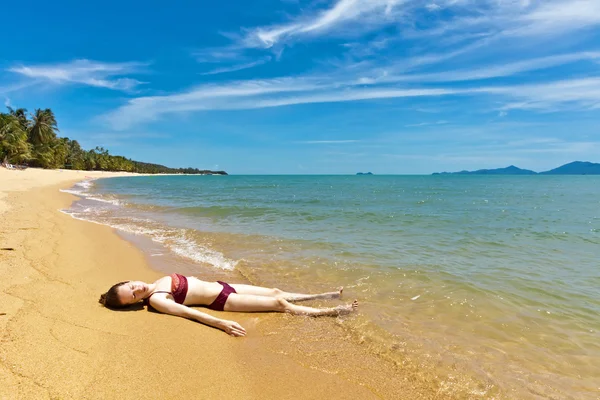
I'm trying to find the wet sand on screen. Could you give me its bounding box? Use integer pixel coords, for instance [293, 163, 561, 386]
[0, 168, 387, 400]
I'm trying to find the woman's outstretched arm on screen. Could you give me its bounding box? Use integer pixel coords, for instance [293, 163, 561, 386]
[150, 298, 246, 337]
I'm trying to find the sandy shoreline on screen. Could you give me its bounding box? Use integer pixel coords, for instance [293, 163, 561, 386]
[0, 168, 383, 399]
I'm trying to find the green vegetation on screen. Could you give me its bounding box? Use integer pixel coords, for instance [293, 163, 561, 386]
[0, 107, 227, 174]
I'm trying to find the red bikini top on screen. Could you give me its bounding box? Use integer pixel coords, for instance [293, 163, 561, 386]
[143, 273, 188, 306]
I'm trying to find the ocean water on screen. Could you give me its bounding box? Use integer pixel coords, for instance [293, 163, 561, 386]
[62, 175, 600, 398]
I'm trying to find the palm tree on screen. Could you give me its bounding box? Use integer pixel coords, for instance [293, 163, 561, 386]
[7, 107, 30, 131]
[0, 113, 32, 164]
[29, 108, 58, 146]
[65, 139, 86, 170]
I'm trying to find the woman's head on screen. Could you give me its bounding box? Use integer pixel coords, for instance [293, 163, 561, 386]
[99, 281, 150, 308]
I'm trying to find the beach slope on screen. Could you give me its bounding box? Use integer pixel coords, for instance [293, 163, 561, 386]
[0, 168, 379, 400]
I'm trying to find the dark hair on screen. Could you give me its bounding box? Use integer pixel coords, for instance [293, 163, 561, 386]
[99, 281, 129, 309]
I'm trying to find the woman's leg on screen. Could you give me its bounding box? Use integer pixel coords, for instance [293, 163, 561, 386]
[228, 283, 343, 302]
[224, 293, 358, 316]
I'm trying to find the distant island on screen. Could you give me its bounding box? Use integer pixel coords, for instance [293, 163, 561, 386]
[356, 172, 374, 175]
[433, 161, 600, 175]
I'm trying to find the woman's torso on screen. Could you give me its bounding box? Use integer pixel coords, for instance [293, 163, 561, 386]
[151, 275, 223, 305]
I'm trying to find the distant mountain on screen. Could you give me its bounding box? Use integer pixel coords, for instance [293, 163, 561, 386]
[433, 161, 600, 175]
[433, 165, 536, 175]
[356, 172, 373, 175]
[539, 161, 600, 175]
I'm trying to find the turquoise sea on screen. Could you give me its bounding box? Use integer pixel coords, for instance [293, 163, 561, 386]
[63, 175, 600, 398]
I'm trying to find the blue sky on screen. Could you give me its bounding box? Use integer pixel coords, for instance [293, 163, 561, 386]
[1, 0, 600, 174]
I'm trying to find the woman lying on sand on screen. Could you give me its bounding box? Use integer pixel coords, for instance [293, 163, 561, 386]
[99, 273, 358, 337]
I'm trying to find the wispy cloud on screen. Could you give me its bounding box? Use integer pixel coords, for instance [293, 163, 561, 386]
[193, 47, 250, 63]
[512, 0, 600, 37]
[496, 77, 600, 111]
[505, 138, 563, 147]
[8, 59, 147, 91]
[425, 3, 441, 12]
[0, 81, 37, 96]
[103, 83, 462, 129]
[199, 57, 271, 76]
[512, 141, 600, 154]
[241, 0, 404, 48]
[103, 50, 600, 129]
[228, 0, 600, 53]
[384, 51, 600, 83]
[407, 0, 600, 40]
[89, 0, 600, 135]
[405, 120, 448, 127]
[296, 140, 360, 144]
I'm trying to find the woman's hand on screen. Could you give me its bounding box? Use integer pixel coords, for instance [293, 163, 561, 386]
[220, 320, 246, 337]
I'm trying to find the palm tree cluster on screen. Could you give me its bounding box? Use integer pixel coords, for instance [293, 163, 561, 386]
[0, 107, 226, 174]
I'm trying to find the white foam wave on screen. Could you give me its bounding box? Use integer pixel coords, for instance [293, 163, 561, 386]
[59, 209, 237, 271]
[109, 222, 170, 238]
[60, 179, 123, 207]
[168, 233, 237, 271]
[60, 179, 94, 198]
[74, 180, 94, 189]
[60, 188, 86, 196]
[86, 196, 121, 206]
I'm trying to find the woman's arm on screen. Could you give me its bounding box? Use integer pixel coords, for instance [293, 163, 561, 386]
[149, 297, 246, 337]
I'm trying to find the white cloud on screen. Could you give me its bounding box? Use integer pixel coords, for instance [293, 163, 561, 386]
[8, 59, 146, 91]
[511, 140, 600, 154]
[405, 120, 448, 127]
[199, 57, 271, 76]
[102, 43, 600, 129]
[103, 81, 465, 129]
[87, 1, 600, 131]
[182, 0, 600, 92]
[495, 77, 600, 111]
[395, 51, 600, 83]
[505, 137, 563, 147]
[297, 140, 360, 144]
[229, 0, 600, 53]
[4, 97, 11, 108]
[0, 81, 37, 96]
[410, 0, 600, 43]
[193, 47, 249, 63]
[514, 0, 600, 36]
[111, 75, 600, 129]
[242, 0, 405, 48]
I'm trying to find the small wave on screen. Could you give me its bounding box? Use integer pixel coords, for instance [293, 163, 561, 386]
[168, 233, 236, 271]
[74, 180, 94, 189]
[59, 208, 237, 271]
[86, 196, 121, 206]
[60, 179, 94, 197]
[60, 188, 87, 196]
[61, 179, 123, 206]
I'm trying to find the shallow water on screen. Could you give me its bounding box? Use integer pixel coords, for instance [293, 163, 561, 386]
[62, 175, 600, 398]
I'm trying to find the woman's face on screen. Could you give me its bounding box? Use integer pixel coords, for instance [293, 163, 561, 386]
[117, 281, 149, 305]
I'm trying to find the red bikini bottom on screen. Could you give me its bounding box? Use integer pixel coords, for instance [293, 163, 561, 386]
[207, 281, 237, 311]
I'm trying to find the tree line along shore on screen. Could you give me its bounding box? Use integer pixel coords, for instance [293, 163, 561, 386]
[0, 107, 226, 175]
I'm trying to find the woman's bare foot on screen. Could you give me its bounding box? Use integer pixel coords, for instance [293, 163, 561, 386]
[334, 300, 358, 316]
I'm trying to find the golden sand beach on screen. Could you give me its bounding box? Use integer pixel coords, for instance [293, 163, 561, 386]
[0, 168, 392, 400]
